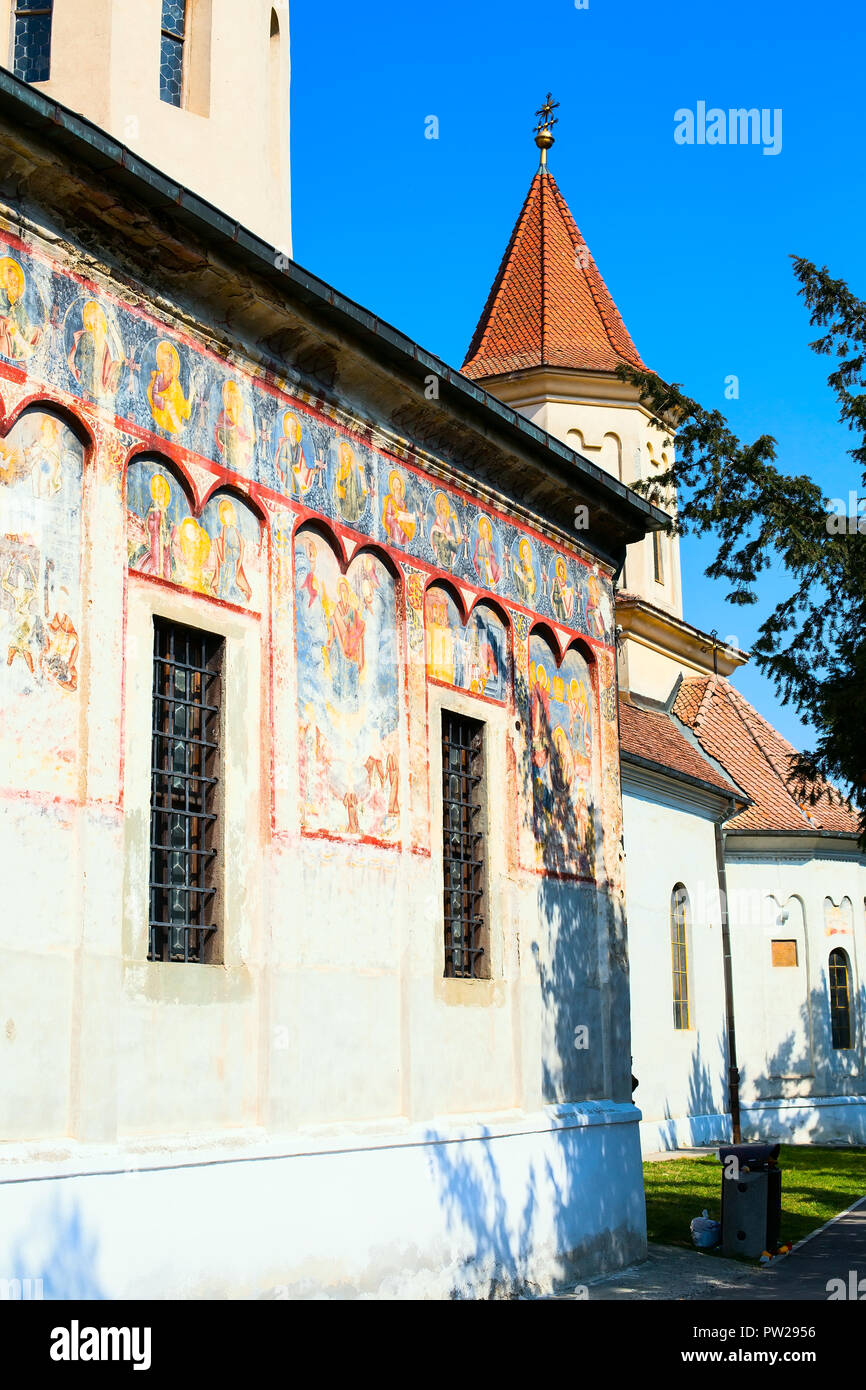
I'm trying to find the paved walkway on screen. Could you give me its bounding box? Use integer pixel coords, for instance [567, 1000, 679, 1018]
[551, 1197, 866, 1301]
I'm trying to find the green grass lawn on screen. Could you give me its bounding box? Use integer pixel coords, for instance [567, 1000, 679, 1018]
[643, 1145, 866, 1256]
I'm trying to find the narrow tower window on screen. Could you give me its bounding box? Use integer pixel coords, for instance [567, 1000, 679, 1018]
[652, 530, 665, 585]
[441, 711, 487, 979]
[160, 0, 188, 107]
[670, 884, 691, 1029]
[149, 619, 223, 963]
[829, 949, 852, 1050]
[12, 0, 53, 83]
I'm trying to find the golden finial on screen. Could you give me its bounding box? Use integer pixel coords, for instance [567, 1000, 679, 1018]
[534, 93, 559, 167]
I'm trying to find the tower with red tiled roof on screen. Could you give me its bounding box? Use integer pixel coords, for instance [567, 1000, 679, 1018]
[462, 100, 685, 624]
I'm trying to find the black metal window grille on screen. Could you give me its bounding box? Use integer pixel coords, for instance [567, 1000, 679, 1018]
[149, 619, 222, 963]
[670, 884, 690, 1029]
[829, 949, 852, 1050]
[12, 0, 53, 83]
[160, 0, 187, 106]
[441, 711, 487, 979]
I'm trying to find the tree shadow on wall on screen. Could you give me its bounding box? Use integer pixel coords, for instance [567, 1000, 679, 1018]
[654, 1034, 731, 1150]
[741, 968, 866, 1143]
[10, 1195, 104, 1299]
[421, 674, 642, 1298]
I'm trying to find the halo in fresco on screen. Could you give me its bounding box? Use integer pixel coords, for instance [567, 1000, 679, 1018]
[295, 528, 399, 841]
[426, 489, 467, 573]
[0, 255, 45, 363]
[528, 633, 595, 876]
[63, 295, 126, 406]
[328, 436, 372, 527]
[126, 459, 263, 609]
[424, 587, 508, 701]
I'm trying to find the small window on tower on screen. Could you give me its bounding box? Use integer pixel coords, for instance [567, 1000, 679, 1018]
[12, 0, 54, 84]
[652, 530, 665, 585]
[160, 0, 188, 107]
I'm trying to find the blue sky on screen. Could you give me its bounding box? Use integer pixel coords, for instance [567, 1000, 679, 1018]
[291, 0, 865, 750]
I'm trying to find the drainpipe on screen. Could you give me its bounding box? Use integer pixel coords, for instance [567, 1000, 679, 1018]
[715, 806, 741, 1142]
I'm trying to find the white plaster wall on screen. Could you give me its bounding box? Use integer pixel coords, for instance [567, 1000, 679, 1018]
[725, 843, 866, 1143]
[622, 777, 730, 1153]
[0, 0, 293, 253]
[0, 1105, 646, 1298]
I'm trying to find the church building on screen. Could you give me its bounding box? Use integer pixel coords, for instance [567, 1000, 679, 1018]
[0, 2, 862, 1303]
[461, 112, 866, 1153]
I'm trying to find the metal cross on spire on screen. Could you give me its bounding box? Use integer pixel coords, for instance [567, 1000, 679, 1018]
[534, 93, 559, 166]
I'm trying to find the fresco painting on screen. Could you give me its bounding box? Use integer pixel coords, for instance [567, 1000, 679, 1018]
[274, 410, 325, 498]
[331, 439, 370, 526]
[295, 529, 399, 841]
[0, 255, 44, 362]
[471, 514, 504, 590]
[0, 233, 618, 652]
[424, 587, 507, 702]
[0, 411, 83, 793]
[64, 296, 126, 407]
[126, 459, 263, 609]
[528, 635, 595, 877]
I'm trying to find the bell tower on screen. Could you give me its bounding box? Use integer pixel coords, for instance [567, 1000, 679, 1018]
[462, 97, 746, 700]
[2, 0, 292, 254]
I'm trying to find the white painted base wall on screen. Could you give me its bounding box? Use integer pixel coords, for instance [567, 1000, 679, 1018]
[0, 1104, 646, 1300]
[742, 1096, 866, 1146]
[639, 1111, 731, 1155]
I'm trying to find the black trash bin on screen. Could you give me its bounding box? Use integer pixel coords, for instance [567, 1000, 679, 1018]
[718, 1143, 782, 1258]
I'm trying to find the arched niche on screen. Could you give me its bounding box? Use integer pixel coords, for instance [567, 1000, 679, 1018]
[125, 457, 264, 610]
[424, 582, 509, 702]
[0, 406, 86, 795]
[293, 523, 400, 842]
[527, 627, 595, 877]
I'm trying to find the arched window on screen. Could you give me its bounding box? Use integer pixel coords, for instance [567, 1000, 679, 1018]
[829, 949, 852, 1050]
[12, 0, 53, 83]
[670, 884, 690, 1029]
[160, 0, 188, 106]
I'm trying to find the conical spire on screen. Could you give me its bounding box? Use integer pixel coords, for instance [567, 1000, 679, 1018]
[462, 105, 646, 380]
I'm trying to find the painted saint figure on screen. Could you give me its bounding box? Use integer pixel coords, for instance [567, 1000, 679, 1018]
[511, 537, 537, 605]
[381, 469, 417, 546]
[147, 341, 192, 435]
[213, 497, 253, 604]
[137, 472, 173, 580]
[67, 300, 123, 403]
[3, 555, 40, 675]
[425, 589, 455, 684]
[215, 380, 255, 474]
[473, 516, 501, 588]
[334, 440, 367, 524]
[327, 576, 366, 700]
[275, 411, 323, 495]
[0, 257, 41, 361]
[25, 416, 65, 500]
[429, 492, 463, 571]
[551, 556, 575, 624]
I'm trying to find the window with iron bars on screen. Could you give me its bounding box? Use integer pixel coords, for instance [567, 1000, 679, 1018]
[12, 0, 53, 83]
[149, 618, 222, 963]
[441, 710, 488, 979]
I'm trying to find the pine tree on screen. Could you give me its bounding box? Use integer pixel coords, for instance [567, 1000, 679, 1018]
[616, 256, 866, 841]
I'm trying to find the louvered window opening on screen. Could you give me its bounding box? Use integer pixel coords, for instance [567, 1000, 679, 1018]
[829, 949, 852, 1050]
[149, 619, 222, 963]
[442, 711, 486, 979]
